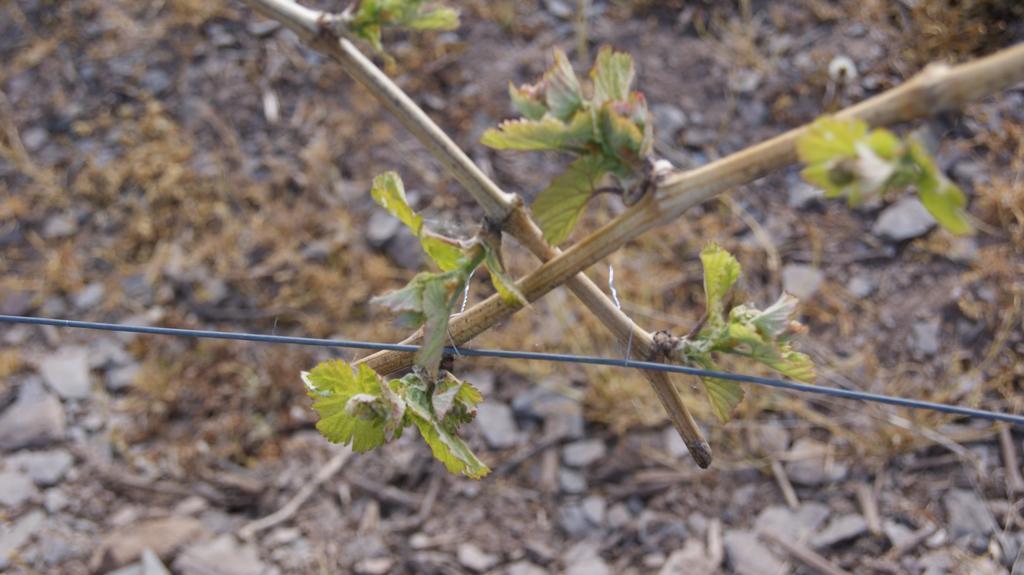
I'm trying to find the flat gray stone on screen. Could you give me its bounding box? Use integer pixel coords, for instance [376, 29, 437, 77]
[581, 495, 606, 525]
[558, 468, 587, 494]
[788, 181, 824, 209]
[883, 520, 916, 548]
[36, 525, 92, 566]
[474, 402, 520, 449]
[754, 503, 830, 542]
[366, 211, 401, 249]
[506, 561, 546, 575]
[562, 439, 606, 467]
[22, 127, 48, 151]
[0, 509, 46, 570]
[38, 346, 92, 400]
[107, 363, 140, 391]
[911, 319, 941, 357]
[559, 504, 595, 538]
[755, 424, 791, 455]
[652, 104, 688, 138]
[724, 530, 787, 575]
[5, 448, 73, 485]
[566, 556, 610, 575]
[659, 540, 718, 575]
[384, 227, 423, 270]
[141, 548, 172, 575]
[73, 282, 106, 309]
[43, 213, 77, 238]
[457, 543, 498, 573]
[88, 339, 131, 369]
[782, 264, 824, 300]
[44, 488, 70, 513]
[944, 489, 994, 538]
[94, 516, 205, 571]
[811, 514, 868, 548]
[174, 534, 268, 575]
[847, 275, 876, 298]
[0, 470, 39, 507]
[872, 197, 936, 241]
[663, 426, 691, 458]
[0, 380, 65, 451]
[784, 438, 848, 486]
[512, 384, 584, 440]
[564, 542, 610, 575]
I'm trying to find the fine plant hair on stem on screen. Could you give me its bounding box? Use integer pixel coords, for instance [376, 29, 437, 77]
[238, 0, 713, 463]
[354, 43, 1024, 372]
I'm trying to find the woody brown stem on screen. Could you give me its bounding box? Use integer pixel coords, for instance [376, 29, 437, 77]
[238, 0, 712, 465]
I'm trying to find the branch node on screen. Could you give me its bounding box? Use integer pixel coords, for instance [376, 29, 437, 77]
[652, 330, 680, 358]
[316, 11, 350, 40]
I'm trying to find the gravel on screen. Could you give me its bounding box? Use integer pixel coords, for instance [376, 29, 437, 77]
[0, 380, 65, 452]
[872, 197, 936, 241]
[38, 346, 93, 400]
[561, 438, 607, 467]
[782, 264, 825, 299]
[474, 402, 521, 449]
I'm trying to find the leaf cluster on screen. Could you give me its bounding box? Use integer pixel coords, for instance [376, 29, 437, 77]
[481, 48, 654, 245]
[302, 359, 489, 478]
[797, 117, 972, 234]
[368, 172, 526, 380]
[347, 0, 459, 52]
[673, 244, 816, 422]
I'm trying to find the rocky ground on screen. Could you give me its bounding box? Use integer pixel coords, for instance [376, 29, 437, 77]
[1, 0, 1023, 574]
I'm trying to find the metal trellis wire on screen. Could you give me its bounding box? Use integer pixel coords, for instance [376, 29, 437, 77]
[1, 314, 1022, 426]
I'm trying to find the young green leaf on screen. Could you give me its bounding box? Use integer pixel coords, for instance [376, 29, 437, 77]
[349, 0, 459, 52]
[403, 6, 459, 31]
[597, 101, 646, 166]
[797, 116, 973, 235]
[699, 243, 741, 324]
[796, 117, 867, 165]
[372, 270, 468, 379]
[410, 413, 490, 478]
[481, 114, 593, 152]
[591, 47, 636, 105]
[672, 244, 816, 421]
[509, 83, 548, 121]
[749, 293, 799, 339]
[402, 374, 489, 478]
[909, 142, 972, 235]
[417, 271, 464, 380]
[420, 232, 469, 272]
[722, 321, 816, 383]
[371, 171, 423, 234]
[483, 48, 655, 247]
[370, 172, 478, 272]
[531, 154, 615, 245]
[544, 49, 584, 121]
[370, 274, 426, 316]
[479, 232, 528, 307]
[302, 361, 396, 452]
[702, 376, 745, 423]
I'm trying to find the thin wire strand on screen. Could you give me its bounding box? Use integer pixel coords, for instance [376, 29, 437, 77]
[2, 314, 1022, 426]
[607, 264, 634, 362]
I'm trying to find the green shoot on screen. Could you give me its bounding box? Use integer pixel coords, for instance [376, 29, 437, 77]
[673, 244, 815, 422]
[482, 48, 654, 245]
[303, 360, 488, 478]
[347, 0, 459, 53]
[797, 117, 972, 234]
[368, 172, 526, 378]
